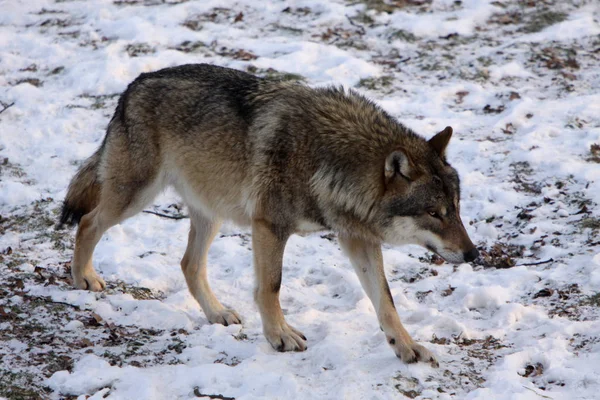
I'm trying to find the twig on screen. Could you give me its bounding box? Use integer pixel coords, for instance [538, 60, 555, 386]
[47, 300, 81, 309]
[21, 233, 48, 242]
[345, 14, 366, 35]
[193, 387, 235, 400]
[522, 385, 553, 399]
[142, 210, 188, 220]
[23, 295, 80, 309]
[517, 258, 553, 267]
[0, 101, 15, 115]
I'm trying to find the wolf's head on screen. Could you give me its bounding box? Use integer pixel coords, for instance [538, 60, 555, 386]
[380, 127, 478, 264]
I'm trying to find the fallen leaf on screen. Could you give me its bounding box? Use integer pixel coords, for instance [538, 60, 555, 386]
[533, 288, 554, 298]
[483, 104, 505, 114]
[523, 362, 544, 378]
[455, 90, 469, 104]
[87, 312, 104, 326]
[441, 286, 456, 297]
[502, 123, 516, 134]
[233, 49, 256, 60]
[34, 266, 45, 279]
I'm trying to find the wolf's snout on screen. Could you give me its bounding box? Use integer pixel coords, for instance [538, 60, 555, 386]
[463, 248, 479, 262]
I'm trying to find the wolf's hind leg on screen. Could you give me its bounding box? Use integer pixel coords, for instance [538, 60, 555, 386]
[181, 209, 241, 326]
[252, 219, 306, 352]
[71, 148, 163, 292]
[71, 192, 146, 291]
[72, 177, 162, 291]
[339, 236, 438, 367]
[71, 206, 109, 291]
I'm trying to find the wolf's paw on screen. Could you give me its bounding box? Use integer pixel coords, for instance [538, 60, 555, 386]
[265, 322, 307, 352]
[73, 271, 106, 292]
[207, 309, 242, 326]
[391, 339, 438, 367]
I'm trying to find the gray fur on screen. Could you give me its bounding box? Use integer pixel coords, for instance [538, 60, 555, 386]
[61, 64, 478, 364]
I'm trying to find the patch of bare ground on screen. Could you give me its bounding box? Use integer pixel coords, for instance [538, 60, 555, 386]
[0, 193, 187, 398]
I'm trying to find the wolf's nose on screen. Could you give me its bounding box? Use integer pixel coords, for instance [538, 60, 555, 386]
[464, 248, 479, 262]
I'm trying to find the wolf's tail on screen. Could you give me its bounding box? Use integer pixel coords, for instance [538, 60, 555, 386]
[60, 146, 104, 226]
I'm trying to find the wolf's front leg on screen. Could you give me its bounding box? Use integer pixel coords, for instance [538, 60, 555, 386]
[252, 219, 307, 352]
[339, 236, 438, 367]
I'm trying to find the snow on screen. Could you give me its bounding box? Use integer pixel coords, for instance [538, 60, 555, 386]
[63, 320, 84, 331]
[1, 0, 600, 399]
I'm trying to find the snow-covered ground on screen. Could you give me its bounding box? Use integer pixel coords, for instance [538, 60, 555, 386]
[1, 0, 600, 399]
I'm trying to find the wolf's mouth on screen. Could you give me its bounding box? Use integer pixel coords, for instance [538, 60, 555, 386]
[425, 243, 441, 258]
[424, 244, 466, 264]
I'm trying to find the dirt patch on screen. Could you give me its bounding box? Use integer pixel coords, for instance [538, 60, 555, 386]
[510, 161, 542, 195]
[587, 144, 600, 163]
[126, 43, 155, 57]
[245, 66, 306, 82]
[356, 75, 394, 92]
[476, 242, 525, 269]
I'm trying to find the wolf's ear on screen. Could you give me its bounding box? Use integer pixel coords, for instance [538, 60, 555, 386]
[429, 126, 453, 157]
[385, 149, 412, 181]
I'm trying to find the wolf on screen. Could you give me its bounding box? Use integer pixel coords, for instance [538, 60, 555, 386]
[60, 63, 478, 366]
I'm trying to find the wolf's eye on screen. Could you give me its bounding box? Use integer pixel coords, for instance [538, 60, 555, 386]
[428, 211, 442, 220]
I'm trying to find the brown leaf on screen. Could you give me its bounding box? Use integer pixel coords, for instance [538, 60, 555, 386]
[320, 28, 335, 41]
[15, 78, 42, 87]
[517, 209, 533, 220]
[502, 123, 516, 134]
[455, 90, 469, 104]
[483, 104, 505, 114]
[233, 49, 257, 61]
[87, 312, 104, 326]
[565, 58, 579, 69]
[20, 64, 38, 72]
[107, 330, 119, 342]
[34, 266, 45, 279]
[39, 335, 54, 345]
[441, 286, 456, 297]
[523, 362, 544, 378]
[431, 334, 449, 345]
[61, 260, 72, 273]
[533, 288, 554, 298]
[477, 242, 524, 269]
